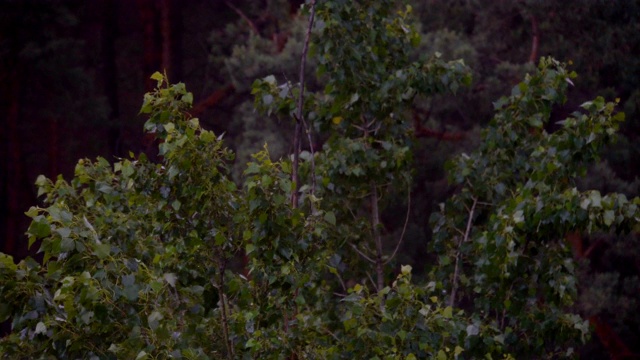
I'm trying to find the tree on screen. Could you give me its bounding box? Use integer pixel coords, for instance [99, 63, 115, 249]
[1, 1, 639, 359]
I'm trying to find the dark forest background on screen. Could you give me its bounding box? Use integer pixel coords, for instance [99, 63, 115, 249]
[1, 0, 640, 357]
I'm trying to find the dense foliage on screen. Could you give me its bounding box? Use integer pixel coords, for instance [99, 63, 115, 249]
[1, 1, 639, 359]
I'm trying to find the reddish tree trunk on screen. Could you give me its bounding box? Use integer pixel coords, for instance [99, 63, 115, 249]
[137, 0, 161, 92]
[102, 0, 122, 157]
[160, 0, 181, 80]
[48, 118, 59, 179]
[190, 84, 235, 117]
[566, 232, 639, 359]
[528, 15, 539, 63]
[5, 71, 22, 256]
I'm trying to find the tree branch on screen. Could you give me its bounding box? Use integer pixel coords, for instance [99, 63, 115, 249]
[224, 1, 259, 35]
[216, 261, 234, 359]
[371, 182, 385, 292]
[190, 84, 235, 117]
[413, 111, 464, 141]
[565, 232, 638, 359]
[450, 197, 477, 307]
[528, 14, 539, 63]
[383, 186, 411, 265]
[351, 243, 376, 264]
[291, 0, 316, 208]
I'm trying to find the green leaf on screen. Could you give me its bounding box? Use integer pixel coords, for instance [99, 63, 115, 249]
[150, 72, 164, 82]
[442, 306, 453, 318]
[245, 163, 260, 175]
[324, 211, 337, 225]
[28, 218, 51, 238]
[603, 210, 615, 226]
[123, 283, 140, 301]
[56, 227, 71, 238]
[80, 311, 94, 325]
[148, 311, 164, 331]
[590, 191, 602, 208]
[344, 317, 357, 331]
[246, 243, 256, 255]
[35, 321, 47, 335]
[0, 253, 16, 272]
[401, 264, 412, 275]
[513, 210, 524, 224]
[163, 273, 177, 288]
[454, 345, 464, 356]
[94, 243, 111, 259]
[25, 206, 39, 218]
[150, 280, 163, 293]
[60, 237, 75, 252]
[181, 92, 193, 105]
[262, 94, 274, 105]
[0, 303, 11, 323]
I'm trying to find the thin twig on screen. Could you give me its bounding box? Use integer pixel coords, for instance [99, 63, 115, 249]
[371, 182, 385, 292]
[299, 114, 316, 201]
[217, 261, 234, 359]
[224, 1, 259, 35]
[449, 197, 477, 307]
[528, 14, 539, 63]
[351, 243, 376, 264]
[330, 264, 348, 291]
[292, 0, 317, 208]
[453, 227, 466, 237]
[383, 185, 411, 265]
[324, 328, 342, 343]
[366, 272, 378, 292]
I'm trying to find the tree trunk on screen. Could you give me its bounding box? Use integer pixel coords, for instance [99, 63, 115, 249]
[371, 182, 384, 292]
[48, 118, 59, 178]
[5, 71, 23, 256]
[102, 0, 122, 157]
[160, 0, 182, 81]
[137, 0, 161, 92]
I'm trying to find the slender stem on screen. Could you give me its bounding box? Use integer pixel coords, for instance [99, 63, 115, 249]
[450, 197, 477, 307]
[351, 243, 376, 264]
[371, 182, 384, 292]
[291, 0, 316, 209]
[384, 185, 411, 265]
[292, 130, 301, 207]
[300, 114, 316, 205]
[224, 1, 258, 35]
[217, 261, 234, 359]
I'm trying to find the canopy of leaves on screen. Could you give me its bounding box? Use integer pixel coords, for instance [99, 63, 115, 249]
[1, 1, 640, 359]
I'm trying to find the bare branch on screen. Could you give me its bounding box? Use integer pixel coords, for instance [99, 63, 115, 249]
[351, 243, 376, 264]
[449, 196, 477, 307]
[216, 261, 234, 359]
[190, 84, 235, 117]
[384, 186, 411, 265]
[371, 182, 385, 292]
[366, 271, 378, 292]
[291, 1, 317, 208]
[224, 1, 259, 35]
[331, 265, 348, 292]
